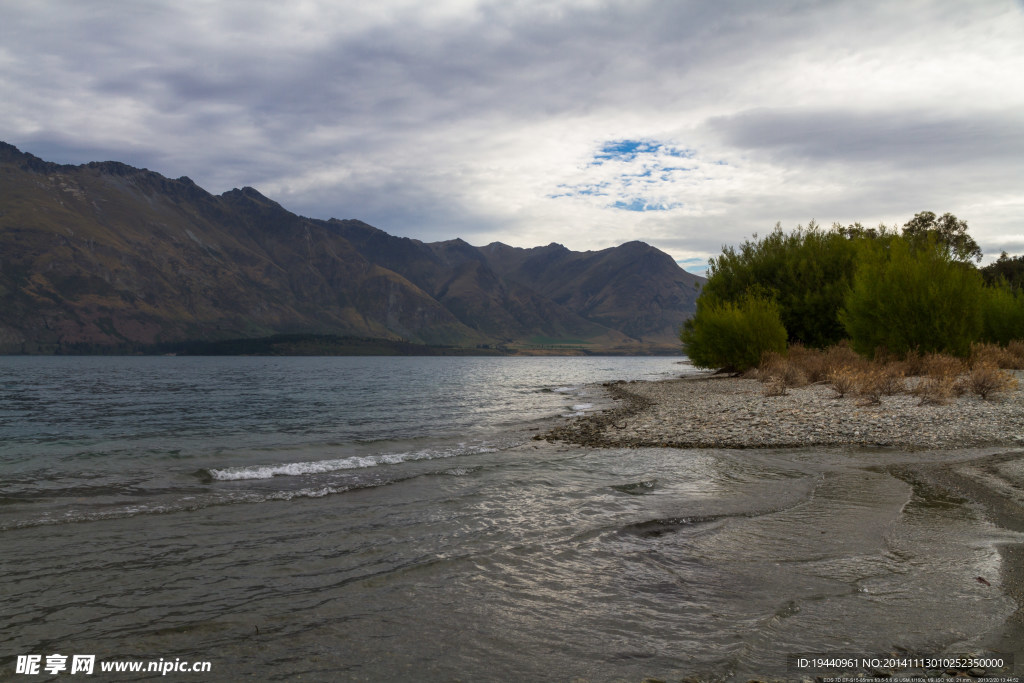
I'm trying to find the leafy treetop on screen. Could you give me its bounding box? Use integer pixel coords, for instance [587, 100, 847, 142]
[901, 211, 982, 263]
[982, 251, 1024, 290]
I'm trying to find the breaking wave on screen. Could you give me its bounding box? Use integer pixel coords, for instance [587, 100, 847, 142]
[205, 445, 499, 481]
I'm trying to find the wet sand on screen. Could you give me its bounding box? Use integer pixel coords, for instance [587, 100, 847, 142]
[543, 375, 1024, 676]
[895, 453, 1024, 667]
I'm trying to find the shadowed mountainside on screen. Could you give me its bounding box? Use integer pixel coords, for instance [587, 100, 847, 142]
[0, 142, 702, 354]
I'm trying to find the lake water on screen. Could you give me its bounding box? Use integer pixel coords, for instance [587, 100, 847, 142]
[0, 356, 1019, 681]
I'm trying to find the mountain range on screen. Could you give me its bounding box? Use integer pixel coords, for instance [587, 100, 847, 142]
[0, 142, 702, 354]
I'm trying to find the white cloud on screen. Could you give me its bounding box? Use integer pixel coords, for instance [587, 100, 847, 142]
[1, 0, 1022, 264]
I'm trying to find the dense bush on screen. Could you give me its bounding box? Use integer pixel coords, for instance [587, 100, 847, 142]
[686, 212, 1024, 369]
[980, 283, 1024, 345]
[680, 293, 787, 372]
[839, 236, 985, 357]
[699, 223, 861, 348]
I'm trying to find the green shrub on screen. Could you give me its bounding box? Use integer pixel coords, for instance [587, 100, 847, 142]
[699, 223, 861, 348]
[681, 293, 787, 372]
[839, 236, 985, 357]
[693, 213, 993, 355]
[980, 282, 1024, 345]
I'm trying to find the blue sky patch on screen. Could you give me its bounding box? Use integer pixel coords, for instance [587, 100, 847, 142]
[612, 199, 679, 212]
[664, 147, 697, 159]
[553, 138, 700, 212]
[677, 257, 709, 274]
[613, 198, 651, 211]
[595, 139, 651, 161]
[595, 140, 697, 162]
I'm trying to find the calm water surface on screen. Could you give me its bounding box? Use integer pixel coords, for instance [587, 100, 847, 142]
[0, 356, 1018, 681]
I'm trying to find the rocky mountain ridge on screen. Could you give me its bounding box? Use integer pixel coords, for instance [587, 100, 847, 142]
[0, 142, 702, 353]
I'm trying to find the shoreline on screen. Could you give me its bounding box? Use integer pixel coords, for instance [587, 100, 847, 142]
[543, 373, 1024, 672]
[542, 372, 1024, 450]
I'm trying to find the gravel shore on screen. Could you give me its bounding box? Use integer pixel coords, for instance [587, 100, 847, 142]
[543, 372, 1024, 450]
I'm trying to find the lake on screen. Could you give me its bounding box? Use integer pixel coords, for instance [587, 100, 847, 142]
[0, 356, 1017, 681]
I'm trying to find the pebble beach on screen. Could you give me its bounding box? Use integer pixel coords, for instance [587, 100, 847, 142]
[543, 371, 1024, 451]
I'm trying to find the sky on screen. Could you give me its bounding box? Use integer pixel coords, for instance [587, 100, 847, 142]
[2, 0, 1022, 273]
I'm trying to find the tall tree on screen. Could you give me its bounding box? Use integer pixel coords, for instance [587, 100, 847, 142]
[901, 211, 982, 263]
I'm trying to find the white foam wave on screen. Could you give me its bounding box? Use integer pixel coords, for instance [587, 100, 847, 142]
[443, 467, 477, 477]
[207, 445, 497, 481]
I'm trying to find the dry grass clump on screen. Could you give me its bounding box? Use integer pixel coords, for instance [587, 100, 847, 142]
[821, 345, 905, 403]
[1007, 340, 1024, 367]
[901, 349, 925, 377]
[877, 365, 907, 395]
[921, 352, 966, 379]
[827, 367, 857, 398]
[753, 341, 1023, 403]
[967, 362, 1019, 400]
[764, 342, 853, 397]
[823, 342, 865, 375]
[971, 342, 1024, 370]
[915, 375, 957, 405]
[912, 352, 966, 405]
[853, 365, 905, 405]
[755, 342, 913, 401]
[912, 346, 1022, 402]
[785, 343, 829, 382]
[757, 351, 808, 396]
[819, 343, 869, 398]
[854, 368, 885, 405]
[765, 342, 869, 385]
[753, 340, 1022, 404]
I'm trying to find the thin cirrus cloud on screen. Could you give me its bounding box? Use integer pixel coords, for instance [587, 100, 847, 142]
[0, 0, 1022, 271]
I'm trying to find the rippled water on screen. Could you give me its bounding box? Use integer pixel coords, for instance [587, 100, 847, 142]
[0, 356, 675, 530]
[0, 356, 1020, 681]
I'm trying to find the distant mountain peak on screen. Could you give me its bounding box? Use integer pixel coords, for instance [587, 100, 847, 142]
[222, 185, 282, 206]
[0, 140, 26, 160]
[0, 141, 63, 173]
[85, 160, 147, 176]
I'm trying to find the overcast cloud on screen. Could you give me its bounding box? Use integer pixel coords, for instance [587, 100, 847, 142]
[2, 0, 1022, 270]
